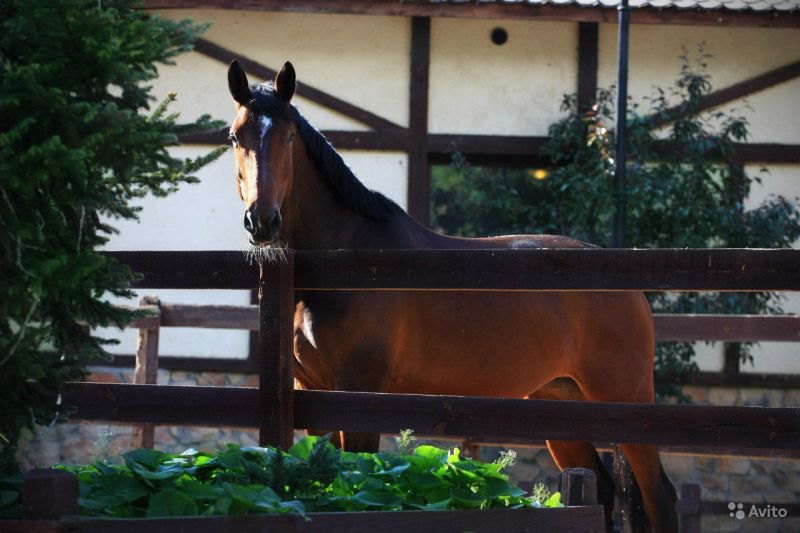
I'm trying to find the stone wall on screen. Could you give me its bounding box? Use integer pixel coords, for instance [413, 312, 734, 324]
[17, 368, 799, 531]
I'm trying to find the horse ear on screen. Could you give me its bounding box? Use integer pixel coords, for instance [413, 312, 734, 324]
[275, 61, 295, 103]
[228, 60, 252, 106]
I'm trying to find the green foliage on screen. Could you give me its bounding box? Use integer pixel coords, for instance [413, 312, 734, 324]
[431, 50, 800, 399]
[0, 0, 225, 475]
[1, 436, 563, 518]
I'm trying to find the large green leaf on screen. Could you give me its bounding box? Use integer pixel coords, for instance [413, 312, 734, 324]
[146, 490, 199, 517]
[352, 489, 403, 509]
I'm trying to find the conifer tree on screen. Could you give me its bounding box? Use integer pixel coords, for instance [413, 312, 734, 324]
[0, 0, 224, 475]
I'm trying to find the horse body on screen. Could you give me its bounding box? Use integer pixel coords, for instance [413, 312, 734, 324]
[226, 60, 677, 532]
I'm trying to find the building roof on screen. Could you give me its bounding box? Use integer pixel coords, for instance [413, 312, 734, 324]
[430, 0, 800, 12]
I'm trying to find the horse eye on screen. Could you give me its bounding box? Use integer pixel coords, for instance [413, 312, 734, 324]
[228, 132, 239, 147]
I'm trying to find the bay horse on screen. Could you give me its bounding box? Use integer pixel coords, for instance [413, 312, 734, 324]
[226, 60, 678, 532]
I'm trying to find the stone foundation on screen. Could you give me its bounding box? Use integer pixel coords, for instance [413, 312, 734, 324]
[17, 368, 799, 531]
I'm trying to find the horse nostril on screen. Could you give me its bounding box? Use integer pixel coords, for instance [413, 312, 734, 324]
[269, 211, 282, 233]
[244, 210, 256, 235]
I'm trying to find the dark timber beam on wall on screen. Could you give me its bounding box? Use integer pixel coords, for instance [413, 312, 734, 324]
[143, 1, 800, 29]
[178, 129, 800, 166]
[577, 22, 599, 113]
[408, 16, 431, 226]
[650, 60, 800, 129]
[194, 39, 403, 132]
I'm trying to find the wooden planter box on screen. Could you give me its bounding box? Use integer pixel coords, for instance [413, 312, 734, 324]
[0, 506, 604, 533]
[1, 468, 605, 533]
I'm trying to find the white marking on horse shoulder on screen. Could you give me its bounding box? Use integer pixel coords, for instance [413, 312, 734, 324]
[301, 308, 317, 349]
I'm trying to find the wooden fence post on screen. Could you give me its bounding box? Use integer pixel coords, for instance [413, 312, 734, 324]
[560, 467, 598, 506]
[679, 483, 702, 533]
[132, 295, 160, 449]
[23, 469, 79, 519]
[614, 445, 648, 533]
[258, 253, 295, 450]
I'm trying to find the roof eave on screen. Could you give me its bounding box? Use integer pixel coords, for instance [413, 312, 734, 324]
[142, 1, 800, 28]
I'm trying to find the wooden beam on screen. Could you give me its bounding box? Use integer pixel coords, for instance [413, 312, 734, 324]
[63, 383, 800, 449]
[650, 60, 800, 129]
[292, 248, 800, 292]
[258, 256, 295, 450]
[11, 504, 605, 532]
[295, 390, 800, 449]
[179, 127, 799, 165]
[654, 314, 800, 342]
[731, 142, 800, 164]
[673, 371, 800, 389]
[193, 39, 403, 132]
[105, 248, 800, 291]
[407, 17, 432, 225]
[132, 295, 160, 449]
[142, 1, 800, 29]
[101, 355, 257, 373]
[124, 306, 800, 343]
[179, 127, 408, 150]
[427, 134, 549, 156]
[577, 22, 599, 113]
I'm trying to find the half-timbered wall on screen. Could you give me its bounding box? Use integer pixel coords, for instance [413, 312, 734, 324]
[100, 7, 800, 374]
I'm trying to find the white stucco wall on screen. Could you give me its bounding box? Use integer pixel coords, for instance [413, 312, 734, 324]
[429, 18, 577, 136]
[101, 10, 800, 371]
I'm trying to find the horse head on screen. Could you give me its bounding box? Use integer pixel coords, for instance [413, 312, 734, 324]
[227, 60, 296, 246]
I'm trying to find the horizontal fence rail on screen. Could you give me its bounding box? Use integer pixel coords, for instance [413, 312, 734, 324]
[127, 304, 800, 342]
[63, 383, 800, 450]
[106, 248, 800, 291]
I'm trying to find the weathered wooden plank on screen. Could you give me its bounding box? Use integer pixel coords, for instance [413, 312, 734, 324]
[258, 256, 296, 450]
[179, 127, 409, 151]
[293, 390, 800, 450]
[9, 507, 604, 533]
[132, 296, 160, 448]
[678, 484, 701, 533]
[105, 250, 257, 289]
[131, 306, 800, 342]
[293, 249, 800, 292]
[676, 371, 800, 389]
[64, 383, 260, 427]
[63, 384, 800, 449]
[159, 304, 259, 330]
[654, 314, 800, 342]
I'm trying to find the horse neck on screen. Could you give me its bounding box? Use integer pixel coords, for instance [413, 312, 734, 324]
[282, 141, 430, 250]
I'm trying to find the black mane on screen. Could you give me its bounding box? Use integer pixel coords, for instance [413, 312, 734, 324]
[249, 84, 402, 221]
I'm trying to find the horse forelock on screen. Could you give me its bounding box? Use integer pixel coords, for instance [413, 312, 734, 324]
[247, 83, 401, 222]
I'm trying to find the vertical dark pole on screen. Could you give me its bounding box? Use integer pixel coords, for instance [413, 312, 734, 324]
[614, 445, 648, 533]
[258, 253, 295, 450]
[408, 16, 431, 226]
[613, 0, 630, 248]
[577, 22, 599, 115]
[560, 467, 598, 506]
[679, 483, 702, 533]
[133, 295, 159, 449]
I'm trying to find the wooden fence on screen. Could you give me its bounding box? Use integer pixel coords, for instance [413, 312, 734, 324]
[61, 249, 800, 532]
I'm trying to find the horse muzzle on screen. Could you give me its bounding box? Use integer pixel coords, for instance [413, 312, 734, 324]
[244, 206, 282, 244]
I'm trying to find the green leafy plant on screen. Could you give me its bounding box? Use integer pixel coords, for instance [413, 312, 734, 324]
[30, 436, 563, 518]
[431, 49, 800, 399]
[0, 0, 225, 476]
